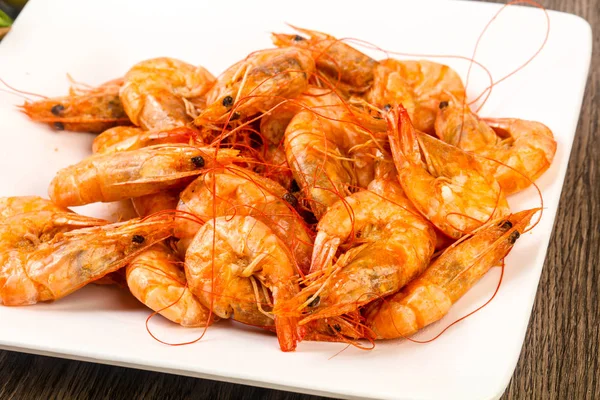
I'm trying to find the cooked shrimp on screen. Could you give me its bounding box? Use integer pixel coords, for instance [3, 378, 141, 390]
[387, 105, 510, 239]
[368, 59, 465, 134]
[480, 118, 556, 194]
[185, 216, 302, 351]
[364, 208, 538, 339]
[0, 212, 172, 306]
[48, 144, 239, 207]
[435, 99, 557, 194]
[0, 196, 126, 290]
[276, 179, 436, 324]
[20, 78, 129, 133]
[284, 106, 385, 219]
[126, 243, 215, 327]
[120, 57, 215, 130]
[272, 26, 377, 95]
[195, 48, 315, 125]
[92, 126, 199, 155]
[175, 166, 313, 274]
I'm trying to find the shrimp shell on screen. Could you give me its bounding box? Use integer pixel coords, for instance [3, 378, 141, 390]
[20, 78, 129, 133]
[48, 144, 239, 207]
[126, 243, 215, 327]
[387, 105, 510, 239]
[185, 216, 302, 351]
[195, 47, 315, 125]
[272, 26, 377, 95]
[120, 57, 215, 130]
[0, 213, 172, 306]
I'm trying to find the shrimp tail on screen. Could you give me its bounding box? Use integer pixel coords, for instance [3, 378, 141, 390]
[386, 105, 422, 169]
[309, 231, 340, 274]
[275, 314, 303, 352]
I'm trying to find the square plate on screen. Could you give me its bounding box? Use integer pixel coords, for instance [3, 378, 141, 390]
[0, 1, 592, 399]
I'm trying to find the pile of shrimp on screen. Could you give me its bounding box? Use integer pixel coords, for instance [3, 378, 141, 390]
[1, 26, 556, 352]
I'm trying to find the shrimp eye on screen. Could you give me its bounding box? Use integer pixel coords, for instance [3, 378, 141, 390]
[191, 156, 205, 168]
[229, 111, 241, 121]
[293, 35, 305, 42]
[53, 122, 65, 130]
[222, 96, 234, 107]
[282, 192, 298, 208]
[51, 104, 65, 116]
[132, 235, 145, 244]
[308, 295, 320, 307]
[383, 104, 392, 112]
[508, 231, 520, 244]
[498, 220, 513, 230]
[333, 324, 342, 332]
[439, 101, 449, 109]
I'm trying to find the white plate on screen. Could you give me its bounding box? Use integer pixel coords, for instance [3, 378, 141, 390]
[0, 1, 592, 399]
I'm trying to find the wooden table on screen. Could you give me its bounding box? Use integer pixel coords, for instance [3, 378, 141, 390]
[1, 0, 598, 399]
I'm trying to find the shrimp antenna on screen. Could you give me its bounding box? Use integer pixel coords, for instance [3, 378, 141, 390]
[465, 0, 550, 112]
[0, 77, 47, 100]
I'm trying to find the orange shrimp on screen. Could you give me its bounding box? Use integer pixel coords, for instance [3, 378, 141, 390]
[387, 105, 510, 239]
[364, 208, 538, 339]
[284, 105, 386, 219]
[480, 118, 556, 194]
[0, 212, 172, 306]
[435, 97, 557, 194]
[48, 144, 239, 207]
[368, 59, 465, 134]
[185, 216, 302, 351]
[20, 78, 130, 133]
[120, 57, 215, 130]
[126, 243, 216, 327]
[276, 179, 436, 324]
[175, 166, 313, 274]
[195, 48, 315, 126]
[272, 26, 377, 95]
[0, 196, 127, 290]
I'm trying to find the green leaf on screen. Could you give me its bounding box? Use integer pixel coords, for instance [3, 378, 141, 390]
[0, 9, 13, 28]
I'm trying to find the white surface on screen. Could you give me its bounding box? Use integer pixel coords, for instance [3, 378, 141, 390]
[0, 1, 592, 399]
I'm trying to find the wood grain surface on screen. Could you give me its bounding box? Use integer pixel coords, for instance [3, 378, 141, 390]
[0, 0, 598, 399]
